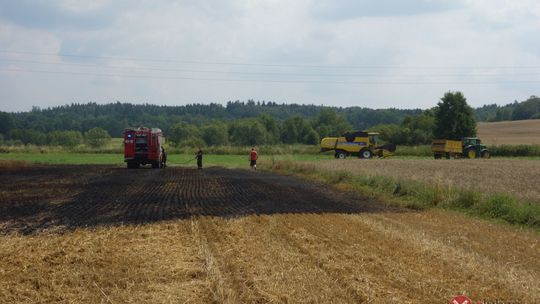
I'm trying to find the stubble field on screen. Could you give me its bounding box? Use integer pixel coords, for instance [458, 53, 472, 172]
[1, 164, 539, 303]
[478, 119, 540, 145]
[313, 158, 540, 203]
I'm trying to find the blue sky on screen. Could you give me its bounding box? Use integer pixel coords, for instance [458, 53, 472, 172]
[0, 0, 539, 112]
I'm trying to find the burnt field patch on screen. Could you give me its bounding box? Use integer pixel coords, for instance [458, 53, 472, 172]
[0, 165, 393, 234]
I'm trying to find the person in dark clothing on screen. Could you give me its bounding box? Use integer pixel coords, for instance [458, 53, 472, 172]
[196, 148, 203, 169]
[161, 146, 167, 168]
[249, 147, 258, 170]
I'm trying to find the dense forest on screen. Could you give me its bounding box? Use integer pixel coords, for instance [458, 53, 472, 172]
[0, 95, 538, 147]
[475, 95, 540, 121]
[0, 101, 420, 146]
[2, 101, 422, 136]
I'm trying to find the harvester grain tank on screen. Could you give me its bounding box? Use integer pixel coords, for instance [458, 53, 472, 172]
[320, 131, 396, 159]
[431, 137, 489, 159]
[124, 127, 165, 169]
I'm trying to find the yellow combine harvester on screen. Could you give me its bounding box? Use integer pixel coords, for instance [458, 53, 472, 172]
[320, 131, 396, 159]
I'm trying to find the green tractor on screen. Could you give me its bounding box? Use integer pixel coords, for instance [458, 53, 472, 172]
[432, 137, 490, 159]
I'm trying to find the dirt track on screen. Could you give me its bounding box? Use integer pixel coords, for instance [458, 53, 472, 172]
[0, 165, 539, 303]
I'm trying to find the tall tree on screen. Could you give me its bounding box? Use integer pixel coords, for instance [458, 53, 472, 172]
[313, 109, 351, 138]
[170, 122, 200, 146]
[0, 112, 15, 134]
[248, 121, 268, 145]
[8, 129, 47, 145]
[257, 113, 280, 143]
[281, 118, 299, 144]
[201, 123, 228, 146]
[85, 127, 112, 147]
[303, 129, 320, 145]
[47, 130, 83, 147]
[434, 91, 476, 140]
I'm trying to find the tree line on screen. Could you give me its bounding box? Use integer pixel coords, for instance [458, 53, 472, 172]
[0, 106, 354, 147]
[0, 94, 535, 147]
[0, 101, 418, 146]
[167, 110, 352, 147]
[0, 127, 111, 148]
[475, 95, 540, 121]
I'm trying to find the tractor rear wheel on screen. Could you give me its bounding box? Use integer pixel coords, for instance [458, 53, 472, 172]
[360, 149, 373, 159]
[466, 148, 477, 159]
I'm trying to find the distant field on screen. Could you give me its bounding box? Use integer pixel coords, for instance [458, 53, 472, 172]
[478, 119, 540, 145]
[313, 158, 540, 203]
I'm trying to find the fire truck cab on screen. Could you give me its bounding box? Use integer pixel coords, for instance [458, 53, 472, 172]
[123, 127, 165, 169]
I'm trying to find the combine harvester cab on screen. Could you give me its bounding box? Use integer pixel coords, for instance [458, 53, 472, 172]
[124, 127, 165, 169]
[432, 137, 489, 159]
[320, 131, 396, 159]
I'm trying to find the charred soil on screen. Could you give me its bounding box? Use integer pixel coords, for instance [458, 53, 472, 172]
[0, 165, 391, 234]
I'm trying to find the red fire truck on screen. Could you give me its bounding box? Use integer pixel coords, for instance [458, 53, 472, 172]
[123, 127, 165, 169]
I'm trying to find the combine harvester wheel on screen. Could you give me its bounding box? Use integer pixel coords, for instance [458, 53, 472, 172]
[335, 151, 347, 159]
[360, 149, 373, 159]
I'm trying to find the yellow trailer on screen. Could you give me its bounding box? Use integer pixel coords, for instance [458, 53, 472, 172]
[431, 138, 490, 159]
[431, 139, 462, 156]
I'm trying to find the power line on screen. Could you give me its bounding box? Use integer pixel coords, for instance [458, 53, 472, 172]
[3, 67, 540, 85]
[1, 49, 540, 70]
[2, 58, 540, 78]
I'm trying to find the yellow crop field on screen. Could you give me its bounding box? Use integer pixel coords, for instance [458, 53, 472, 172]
[314, 158, 540, 203]
[478, 119, 540, 145]
[1, 164, 538, 303]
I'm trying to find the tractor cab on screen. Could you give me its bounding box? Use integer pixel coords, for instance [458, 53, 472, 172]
[342, 131, 379, 147]
[462, 137, 481, 146]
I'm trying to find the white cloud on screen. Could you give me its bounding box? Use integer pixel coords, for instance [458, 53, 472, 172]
[0, 0, 539, 111]
[58, 0, 113, 13]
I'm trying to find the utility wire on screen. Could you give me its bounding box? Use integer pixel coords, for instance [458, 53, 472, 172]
[2, 58, 540, 77]
[1, 49, 540, 70]
[3, 67, 540, 84]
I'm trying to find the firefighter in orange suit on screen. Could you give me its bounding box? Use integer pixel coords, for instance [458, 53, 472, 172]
[249, 148, 258, 170]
